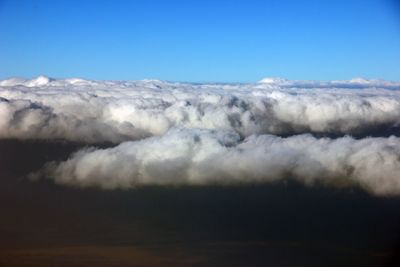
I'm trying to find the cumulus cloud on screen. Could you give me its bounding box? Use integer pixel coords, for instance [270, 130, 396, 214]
[1, 76, 400, 142]
[1, 76, 400, 195]
[37, 128, 400, 196]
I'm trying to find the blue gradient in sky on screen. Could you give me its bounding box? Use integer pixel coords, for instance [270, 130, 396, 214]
[0, 0, 399, 82]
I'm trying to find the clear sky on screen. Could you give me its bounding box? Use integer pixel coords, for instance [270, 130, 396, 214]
[0, 0, 399, 82]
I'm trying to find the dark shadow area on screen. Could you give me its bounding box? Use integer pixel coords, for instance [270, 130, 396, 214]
[0, 140, 400, 266]
[277, 124, 400, 139]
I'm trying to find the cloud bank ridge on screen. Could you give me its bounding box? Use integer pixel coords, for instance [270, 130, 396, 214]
[40, 128, 400, 196]
[1, 76, 400, 195]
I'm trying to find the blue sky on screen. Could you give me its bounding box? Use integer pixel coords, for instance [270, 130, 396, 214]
[0, 0, 399, 82]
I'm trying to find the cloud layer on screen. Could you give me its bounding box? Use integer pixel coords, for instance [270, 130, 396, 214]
[38, 128, 400, 196]
[2, 76, 400, 195]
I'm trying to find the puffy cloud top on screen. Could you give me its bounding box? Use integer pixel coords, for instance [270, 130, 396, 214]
[1, 76, 400, 142]
[2, 76, 400, 195]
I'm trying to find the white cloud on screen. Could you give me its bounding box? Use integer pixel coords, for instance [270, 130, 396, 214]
[1, 76, 400, 195]
[1, 76, 400, 142]
[38, 128, 400, 196]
